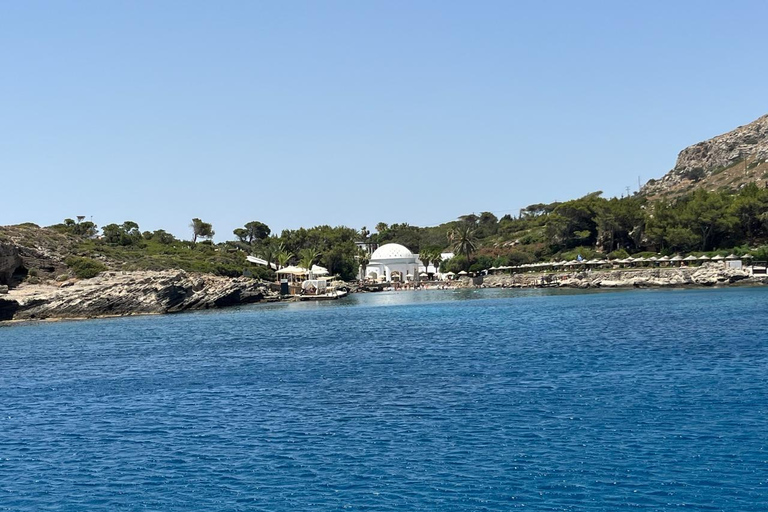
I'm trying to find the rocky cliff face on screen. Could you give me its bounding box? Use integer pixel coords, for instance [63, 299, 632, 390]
[1, 270, 276, 322]
[642, 114, 768, 198]
[0, 242, 23, 285]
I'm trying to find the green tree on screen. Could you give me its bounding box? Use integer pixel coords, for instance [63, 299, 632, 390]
[298, 247, 321, 271]
[191, 218, 215, 245]
[243, 221, 271, 243]
[449, 224, 478, 270]
[276, 249, 293, 269]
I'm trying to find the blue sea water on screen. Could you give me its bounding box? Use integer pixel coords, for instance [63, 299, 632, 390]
[1, 287, 767, 511]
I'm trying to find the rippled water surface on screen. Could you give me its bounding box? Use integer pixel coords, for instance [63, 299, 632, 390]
[1, 287, 767, 511]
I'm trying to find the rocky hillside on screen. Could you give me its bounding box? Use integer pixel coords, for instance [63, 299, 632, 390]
[642, 114, 768, 199]
[0, 224, 76, 285]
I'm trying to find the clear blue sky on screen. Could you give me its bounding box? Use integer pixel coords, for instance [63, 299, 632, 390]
[2, 1, 767, 239]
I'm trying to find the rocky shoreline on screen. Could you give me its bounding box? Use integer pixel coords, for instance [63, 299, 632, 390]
[0, 270, 279, 323]
[477, 264, 766, 289]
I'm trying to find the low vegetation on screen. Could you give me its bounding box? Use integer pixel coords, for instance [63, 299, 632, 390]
[7, 181, 768, 284]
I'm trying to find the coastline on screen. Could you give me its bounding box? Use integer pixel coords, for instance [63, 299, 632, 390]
[2, 265, 766, 325]
[476, 264, 766, 289]
[0, 269, 278, 325]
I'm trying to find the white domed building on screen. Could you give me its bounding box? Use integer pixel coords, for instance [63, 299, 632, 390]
[365, 243, 420, 283]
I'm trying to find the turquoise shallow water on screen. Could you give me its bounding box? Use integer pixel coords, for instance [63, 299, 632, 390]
[1, 287, 767, 510]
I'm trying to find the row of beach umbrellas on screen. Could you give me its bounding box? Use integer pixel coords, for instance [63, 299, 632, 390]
[488, 253, 752, 272]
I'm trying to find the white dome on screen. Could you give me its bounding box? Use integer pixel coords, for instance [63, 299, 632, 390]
[370, 243, 415, 260]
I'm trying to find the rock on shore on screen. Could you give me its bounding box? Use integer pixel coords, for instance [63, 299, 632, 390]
[481, 265, 763, 289]
[1, 270, 276, 322]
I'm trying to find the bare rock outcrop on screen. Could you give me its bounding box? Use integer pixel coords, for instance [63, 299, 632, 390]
[482, 265, 758, 290]
[0, 242, 23, 285]
[642, 114, 768, 197]
[2, 270, 276, 322]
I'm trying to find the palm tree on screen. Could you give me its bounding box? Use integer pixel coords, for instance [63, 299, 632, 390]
[430, 252, 442, 276]
[276, 250, 294, 269]
[357, 247, 370, 280]
[449, 224, 477, 270]
[259, 244, 276, 271]
[298, 248, 321, 272]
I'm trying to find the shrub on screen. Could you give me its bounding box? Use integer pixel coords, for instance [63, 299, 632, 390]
[65, 256, 108, 279]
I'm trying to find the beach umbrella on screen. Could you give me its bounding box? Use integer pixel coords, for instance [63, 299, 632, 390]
[658, 256, 670, 261]
[711, 255, 725, 261]
[725, 254, 738, 260]
[698, 255, 710, 260]
[276, 265, 308, 275]
[458, 270, 468, 275]
[742, 254, 753, 259]
[683, 255, 698, 262]
[311, 264, 329, 275]
[670, 255, 683, 261]
[648, 256, 659, 261]
[419, 272, 428, 277]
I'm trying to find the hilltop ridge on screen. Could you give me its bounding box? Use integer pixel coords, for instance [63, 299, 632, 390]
[642, 114, 768, 198]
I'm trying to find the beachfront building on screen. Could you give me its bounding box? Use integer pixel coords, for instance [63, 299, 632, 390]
[365, 243, 421, 282]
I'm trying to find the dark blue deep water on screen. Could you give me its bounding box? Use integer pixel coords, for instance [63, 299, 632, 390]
[1, 287, 767, 511]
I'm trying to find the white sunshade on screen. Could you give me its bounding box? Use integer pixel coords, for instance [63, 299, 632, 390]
[670, 255, 683, 261]
[311, 264, 329, 275]
[658, 256, 670, 261]
[458, 270, 468, 275]
[725, 254, 738, 260]
[276, 265, 309, 275]
[698, 255, 710, 260]
[683, 255, 698, 261]
[711, 255, 725, 260]
[648, 256, 659, 261]
[246, 255, 278, 270]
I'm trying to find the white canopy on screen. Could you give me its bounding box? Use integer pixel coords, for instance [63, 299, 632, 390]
[311, 264, 329, 275]
[246, 255, 278, 270]
[276, 265, 309, 275]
